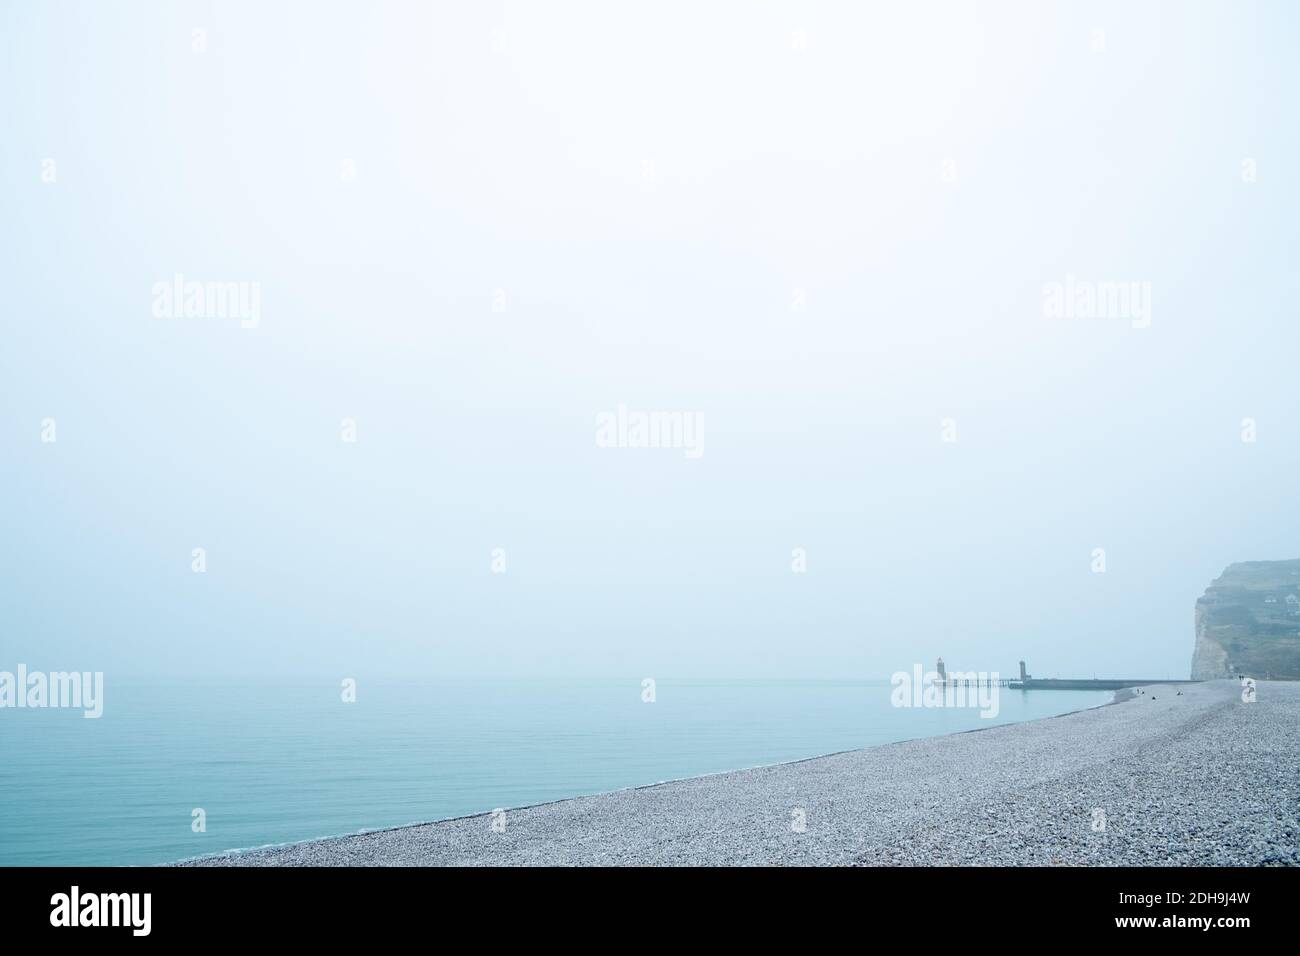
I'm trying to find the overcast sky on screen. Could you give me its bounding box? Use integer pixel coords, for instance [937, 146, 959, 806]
[3, 1, 1298, 680]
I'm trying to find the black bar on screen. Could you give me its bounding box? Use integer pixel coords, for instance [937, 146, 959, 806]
[0, 866, 1286, 941]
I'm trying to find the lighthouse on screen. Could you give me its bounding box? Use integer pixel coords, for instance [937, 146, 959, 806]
[935, 656, 947, 686]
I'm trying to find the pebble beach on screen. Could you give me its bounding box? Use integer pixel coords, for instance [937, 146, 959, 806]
[182, 679, 1299, 866]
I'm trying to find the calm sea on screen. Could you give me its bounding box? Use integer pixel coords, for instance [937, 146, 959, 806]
[0, 679, 1110, 866]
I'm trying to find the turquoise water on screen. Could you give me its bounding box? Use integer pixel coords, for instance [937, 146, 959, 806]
[0, 679, 1110, 866]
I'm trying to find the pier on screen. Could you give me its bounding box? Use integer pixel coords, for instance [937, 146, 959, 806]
[931, 658, 1202, 692]
[1008, 678, 1201, 691]
[1006, 659, 1200, 692]
[929, 657, 1011, 688]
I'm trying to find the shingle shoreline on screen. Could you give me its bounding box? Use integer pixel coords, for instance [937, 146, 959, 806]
[179, 679, 1299, 866]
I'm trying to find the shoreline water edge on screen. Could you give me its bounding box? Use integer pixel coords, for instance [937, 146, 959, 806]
[178, 680, 1298, 867]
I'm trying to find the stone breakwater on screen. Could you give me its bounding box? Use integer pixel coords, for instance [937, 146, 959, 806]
[181, 680, 1298, 867]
